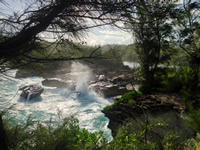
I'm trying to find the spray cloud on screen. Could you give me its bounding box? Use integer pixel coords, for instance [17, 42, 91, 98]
[70, 62, 92, 95]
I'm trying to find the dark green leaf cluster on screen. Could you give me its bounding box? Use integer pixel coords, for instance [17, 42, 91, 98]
[117, 91, 142, 105]
[104, 91, 142, 111]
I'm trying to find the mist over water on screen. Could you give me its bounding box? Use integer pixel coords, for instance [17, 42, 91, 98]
[71, 62, 91, 95]
[0, 63, 113, 141]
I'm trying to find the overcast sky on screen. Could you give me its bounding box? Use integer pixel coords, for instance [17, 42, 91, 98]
[1, 0, 185, 46]
[0, 0, 133, 46]
[86, 26, 133, 46]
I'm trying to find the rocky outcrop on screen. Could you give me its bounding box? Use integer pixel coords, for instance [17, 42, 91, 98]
[42, 78, 75, 89]
[111, 74, 132, 85]
[102, 93, 195, 142]
[16, 61, 135, 98]
[42, 72, 134, 98]
[88, 73, 134, 97]
[90, 82, 131, 97]
[19, 84, 44, 100]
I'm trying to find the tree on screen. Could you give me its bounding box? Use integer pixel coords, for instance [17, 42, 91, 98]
[125, 0, 177, 92]
[176, 0, 200, 95]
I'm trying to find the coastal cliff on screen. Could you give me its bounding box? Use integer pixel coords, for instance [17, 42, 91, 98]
[102, 93, 195, 142]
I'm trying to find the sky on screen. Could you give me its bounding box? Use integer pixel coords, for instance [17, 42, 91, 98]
[0, 0, 185, 46]
[85, 27, 133, 46]
[85, 0, 184, 46]
[0, 0, 133, 46]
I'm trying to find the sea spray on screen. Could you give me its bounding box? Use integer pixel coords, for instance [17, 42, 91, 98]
[70, 62, 92, 95]
[68, 63, 113, 140]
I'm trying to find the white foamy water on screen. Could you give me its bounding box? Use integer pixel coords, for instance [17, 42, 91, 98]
[123, 61, 140, 68]
[0, 64, 113, 141]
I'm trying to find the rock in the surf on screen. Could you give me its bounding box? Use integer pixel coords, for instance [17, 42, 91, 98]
[19, 84, 44, 100]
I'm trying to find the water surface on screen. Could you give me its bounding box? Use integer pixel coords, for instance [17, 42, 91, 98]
[0, 69, 113, 141]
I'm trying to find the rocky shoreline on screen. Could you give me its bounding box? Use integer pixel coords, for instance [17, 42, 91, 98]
[16, 62, 135, 98]
[15, 62, 195, 142]
[102, 93, 195, 142]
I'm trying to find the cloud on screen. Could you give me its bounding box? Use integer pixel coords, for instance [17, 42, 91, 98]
[86, 27, 133, 46]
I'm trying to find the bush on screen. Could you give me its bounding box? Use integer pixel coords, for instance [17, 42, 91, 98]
[104, 128, 155, 150]
[116, 91, 142, 105]
[3, 115, 107, 150]
[144, 67, 194, 99]
[163, 68, 191, 92]
[103, 121, 171, 150]
[103, 91, 142, 111]
[162, 74, 183, 93]
[1, 113, 193, 150]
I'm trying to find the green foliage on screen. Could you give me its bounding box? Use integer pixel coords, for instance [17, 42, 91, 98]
[103, 91, 142, 111]
[104, 128, 155, 150]
[162, 73, 183, 93]
[117, 91, 142, 105]
[187, 107, 200, 133]
[161, 133, 183, 150]
[103, 105, 113, 111]
[3, 115, 107, 150]
[1, 113, 194, 150]
[184, 108, 200, 148]
[138, 67, 169, 93]
[158, 67, 195, 108]
[121, 44, 138, 62]
[124, 0, 178, 93]
[161, 68, 191, 92]
[176, 0, 200, 94]
[103, 121, 180, 150]
[90, 45, 126, 69]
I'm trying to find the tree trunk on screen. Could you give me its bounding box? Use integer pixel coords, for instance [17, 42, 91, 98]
[0, 116, 8, 150]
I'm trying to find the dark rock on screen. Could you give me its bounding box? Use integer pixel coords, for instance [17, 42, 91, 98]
[19, 84, 44, 100]
[16, 70, 39, 78]
[42, 78, 75, 89]
[111, 75, 127, 84]
[101, 85, 129, 97]
[90, 82, 131, 97]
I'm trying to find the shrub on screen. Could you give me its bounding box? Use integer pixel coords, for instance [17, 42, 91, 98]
[104, 121, 169, 150]
[162, 74, 183, 93]
[164, 68, 191, 92]
[161, 133, 183, 150]
[104, 128, 155, 150]
[116, 91, 142, 105]
[103, 91, 142, 111]
[3, 115, 107, 150]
